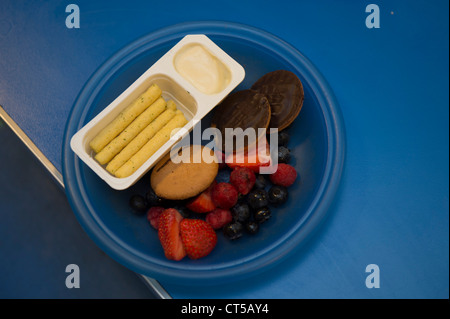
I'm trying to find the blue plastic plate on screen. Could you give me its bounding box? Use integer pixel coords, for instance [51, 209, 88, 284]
[62, 21, 345, 285]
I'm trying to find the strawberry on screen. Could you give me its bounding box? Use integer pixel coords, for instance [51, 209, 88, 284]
[158, 208, 186, 261]
[225, 139, 271, 173]
[180, 219, 217, 259]
[185, 181, 216, 213]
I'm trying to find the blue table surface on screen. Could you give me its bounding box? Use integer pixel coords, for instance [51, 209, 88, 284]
[0, 0, 448, 298]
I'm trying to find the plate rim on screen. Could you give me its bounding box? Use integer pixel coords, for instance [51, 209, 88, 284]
[62, 20, 346, 284]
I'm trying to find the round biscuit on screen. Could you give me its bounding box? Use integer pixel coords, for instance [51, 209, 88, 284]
[150, 145, 218, 200]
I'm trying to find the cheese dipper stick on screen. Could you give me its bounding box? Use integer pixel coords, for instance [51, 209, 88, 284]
[166, 99, 177, 111]
[105, 101, 178, 174]
[89, 84, 162, 153]
[114, 111, 188, 178]
[95, 97, 166, 165]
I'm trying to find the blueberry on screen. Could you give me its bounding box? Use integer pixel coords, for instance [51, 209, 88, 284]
[247, 189, 269, 210]
[278, 131, 289, 146]
[278, 131, 290, 146]
[268, 185, 288, 205]
[231, 203, 251, 223]
[245, 221, 259, 235]
[223, 222, 244, 240]
[277, 146, 291, 163]
[254, 206, 271, 223]
[216, 168, 231, 183]
[254, 174, 268, 189]
[237, 192, 247, 203]
[129, 194, 148, 213]
[173, 205, 191, 218]
[145, 189, 164, 207]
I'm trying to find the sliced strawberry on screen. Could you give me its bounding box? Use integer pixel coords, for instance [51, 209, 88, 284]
[180, 219, 217, 259]
[225, 139, 271, 173]
[185, 181, 216, 213]
[158, 208, 186, 261]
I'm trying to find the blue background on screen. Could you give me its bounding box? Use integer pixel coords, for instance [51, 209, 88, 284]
[0, 0, 448, 298]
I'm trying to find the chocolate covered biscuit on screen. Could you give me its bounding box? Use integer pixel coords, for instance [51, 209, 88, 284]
[251, 70, 304, 131]
[211, 89, 271, 152]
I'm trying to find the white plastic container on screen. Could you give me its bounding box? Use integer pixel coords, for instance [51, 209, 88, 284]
[70, 34, 245, 190]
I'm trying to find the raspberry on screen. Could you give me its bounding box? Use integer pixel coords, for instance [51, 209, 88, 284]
[206, 208, 233, 230]
[211, 182, 239, 209]
[269, 163, 297, 187]
[229, 167, 256, 195]
[146, 206, 165, 229]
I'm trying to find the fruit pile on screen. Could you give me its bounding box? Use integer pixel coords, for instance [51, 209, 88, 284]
[128, 69, 304, 261]
[129, 130, 298, 261]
